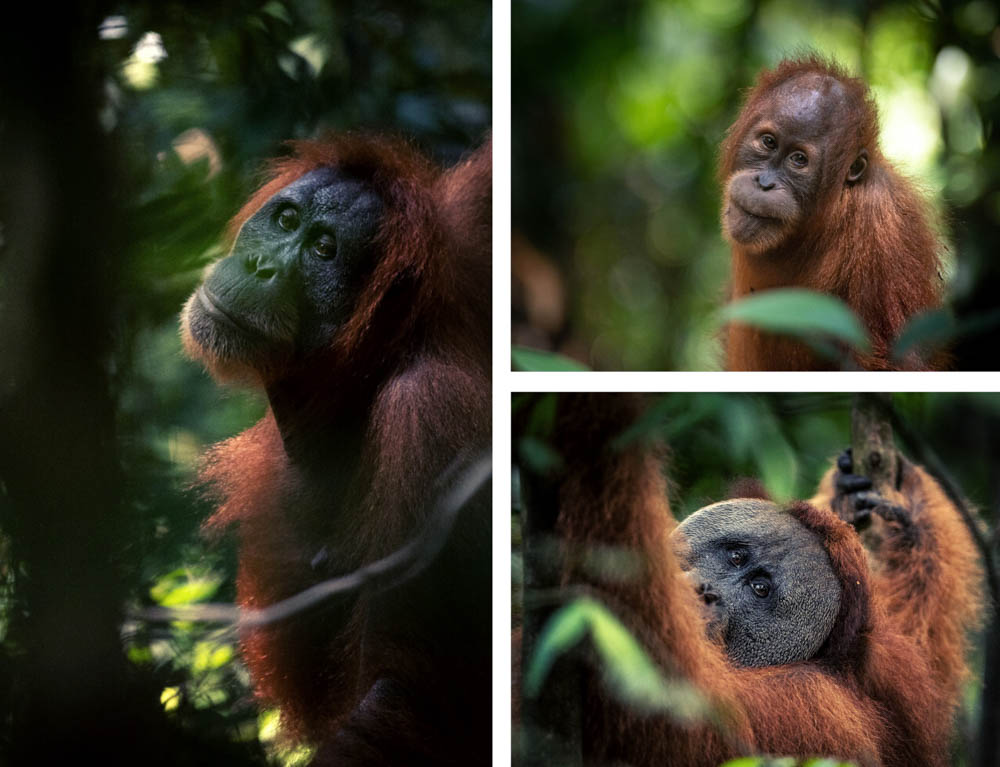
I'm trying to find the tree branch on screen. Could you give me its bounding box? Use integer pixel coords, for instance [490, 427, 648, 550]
[133, 452, 491, 628]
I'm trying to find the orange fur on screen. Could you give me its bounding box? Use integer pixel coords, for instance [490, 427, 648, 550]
[195, 135, 492, 764]
[529, 395, 981, 767]
[721, 57, 944, 371]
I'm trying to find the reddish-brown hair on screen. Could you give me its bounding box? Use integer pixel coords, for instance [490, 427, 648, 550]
[522, 394, 982, 766]
[195, 134, 492, 761]
[721, 57, 944, 370]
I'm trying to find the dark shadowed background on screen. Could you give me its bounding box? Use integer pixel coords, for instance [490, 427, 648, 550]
[0, 2, 489, 764]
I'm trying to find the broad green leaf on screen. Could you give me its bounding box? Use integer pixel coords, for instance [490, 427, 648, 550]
[151, 570, 221, 606]
[803, 759, 857, 767]
[587, 601, 707, 718]
[518, 436, 565, 475]
[258, 709, 281, 741]
[718, 289, 871, 353]
[127, 646, 154, 664]
[749, 401, 797, 503]
[524, 393, 559, 438]
[260, 1, 292, 24]
[525, 598, 710, 721]
[523, 600, 590, 696]
[193, 641, 234, 672]
[288, 34, 330, 78]
[639, 393, 722, 442]
[512, 346, 589, 371]
[892, 309, 955, 360]
[159, 578, 219, 606]
[160, 686, 181, 712]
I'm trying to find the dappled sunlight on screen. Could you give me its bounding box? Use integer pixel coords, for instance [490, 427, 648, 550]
[122, 31, 167, 89]
[0, 3, 491, 763]
[99, 15, 128, 40]
[877, 83, 942, 176]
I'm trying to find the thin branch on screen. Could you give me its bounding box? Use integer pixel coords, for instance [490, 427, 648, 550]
[132, 452, 491, 628]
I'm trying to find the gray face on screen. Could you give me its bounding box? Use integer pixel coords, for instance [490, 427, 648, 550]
[671, 499, 840, 667]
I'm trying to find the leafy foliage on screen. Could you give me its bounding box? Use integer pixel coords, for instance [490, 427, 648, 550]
[512, 345, 591, 371]
[513, 393, 997, 763]
[718, 289, 872, 361]
[525, 597, 711, 720]
[56, 1, 491, 761]
[512, 0, 1000, 370]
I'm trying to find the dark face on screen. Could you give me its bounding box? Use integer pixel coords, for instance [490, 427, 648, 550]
[722, 73, 867, 254]
[671, 499, 840, 667]
[182, 168, 383, 382]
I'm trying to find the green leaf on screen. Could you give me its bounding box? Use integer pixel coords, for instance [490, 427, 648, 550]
[587, 601, 704, 717]
[891, 309, 955, 361]
[524, 393, 559, 438]
[288, 34, 330, 78]
[260, 1, 292, 24]
[718, 289, 871, 353]
[523, 600, 590, 696]
[518, 436, 565, 475]
[512, 346, 589, 371]
[151, 569, 221, 606]
[525, 598, 711, 721]
[160, 686, 181, 712]
[192, 641, 234, 672]
[158, 578, 220, 606]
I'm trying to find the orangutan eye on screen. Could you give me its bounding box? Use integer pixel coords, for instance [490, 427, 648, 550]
[727, 548, 748, 567]
[277, 207, 300, 232]
[313, 233, 337, 260]
[761, 134, 777, 150]
[789, 151, 808, 168]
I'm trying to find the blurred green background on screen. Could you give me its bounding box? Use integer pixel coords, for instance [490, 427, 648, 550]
[0, 1, 489, 763]
[119, 1, 490, 756]
[512, 0, 1000, 370]
[512, 392, 1000, 765]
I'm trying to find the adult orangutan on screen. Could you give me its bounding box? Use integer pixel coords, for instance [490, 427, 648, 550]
[181, 134, 491, 766]
[720, 57, 945, 370]
[519, 394, 982, 767]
